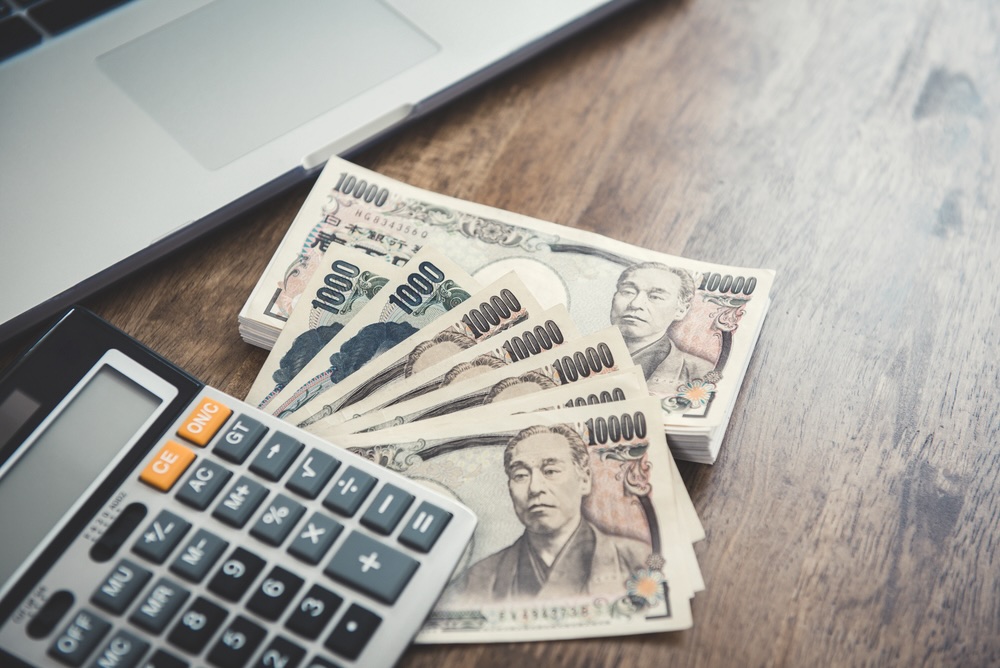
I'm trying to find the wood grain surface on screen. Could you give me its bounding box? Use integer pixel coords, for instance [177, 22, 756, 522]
[3, 0, 999, 665]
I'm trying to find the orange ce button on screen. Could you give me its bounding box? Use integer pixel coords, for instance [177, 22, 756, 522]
[140, 441, 195, 491]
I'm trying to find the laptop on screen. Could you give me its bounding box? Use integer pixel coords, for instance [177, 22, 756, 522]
[0, 0, 637, 342]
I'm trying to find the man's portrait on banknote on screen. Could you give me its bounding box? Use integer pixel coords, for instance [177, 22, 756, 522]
[483, 370, 558, 404]
[439, 354, 508, 387]
[609, 262, 716, 393]
[444, 424, 649, 602]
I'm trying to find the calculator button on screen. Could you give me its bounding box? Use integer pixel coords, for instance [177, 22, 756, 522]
[322, 467, 376, 517]
[253, 636, 306, 668]
[168, 596, 228, 654]
[139, 441, 196, 492]
[89, 628, 149, 668]
[177, 396, 232, 446]
[360, 484, 413, 535]
[176, 459, 232, 510]
[208, 547, 266, 602]
[90, 502, 147, 563]
[398, 502, 453, 553]
[91, 559, 152, 614]
[128, 577, 190, 634]
[287, 512, 343, 565]
[324, 532, 419, 605]
[169, 529, 229, 582]
[143, 648, 189, 668]
[249, 431, 304, 481]
[250, 493, 306, 546]
[212, 476, 268, 528]
[285, 584, 343, 640]
[246, 565, 304, 621]
[303, 658, 340, 668]
[214, 414, 268, 463]
[47, 608, 111, 666]
[324, 603, 380, 661]
[132, 510, 191, 564]
[207, 615, 266, 668]
[286, 449, 340, 499]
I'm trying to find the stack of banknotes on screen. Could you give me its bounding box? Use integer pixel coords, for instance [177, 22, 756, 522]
[240, 157, 775, 465]
[235, 158, 776, 642]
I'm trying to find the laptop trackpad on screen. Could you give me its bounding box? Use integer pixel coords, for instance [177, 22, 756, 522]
[98, 0, 439, 170]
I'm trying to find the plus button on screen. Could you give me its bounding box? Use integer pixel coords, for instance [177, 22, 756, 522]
[358, 551, 381, 573]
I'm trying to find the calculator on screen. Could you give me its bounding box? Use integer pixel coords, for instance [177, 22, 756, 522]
[0, 308, 477, 668]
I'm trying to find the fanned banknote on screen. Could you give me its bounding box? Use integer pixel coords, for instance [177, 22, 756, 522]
[277, 272, 546, 426]
[265, 247, 480, 419]
[245, 244, 409, 409]
[246, 156, 774, 462]
[309, 327, 635, 439]
[295, 305, 581, 429]
[328, 397, 699, 642]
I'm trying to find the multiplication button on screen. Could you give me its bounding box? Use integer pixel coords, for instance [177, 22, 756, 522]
[288, 512, 343, 565]
[324, 532, 418, 605]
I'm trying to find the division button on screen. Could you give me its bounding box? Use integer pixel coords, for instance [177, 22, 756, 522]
[128, 577, 190, 634]
[90, 559, 152, 615]
[207, 547, 266, 603]
[169, 529, 229, 583]
[206, 615, 266, 668]
[89, 629, 149, 668]
[288, 512, 344, 565]
[212, 476, 267, 528]
[132, 509, 191, 564]
[360, 484, 413, 535]
[286, 448, 340, 499]
[249, 431, 304, 481]
[214, 414, 268, 463]
[177, 396, 232, 446]
[322, 467, 376, 517]
[324, 532, 418, 605]
[176, 459, 232, 510]
[398, 502, 453, 553]
[324, 603, 381, 661]
[47, 608, 111, 666]
[285, 584, 343, 640]
[246, 565, 304, 621]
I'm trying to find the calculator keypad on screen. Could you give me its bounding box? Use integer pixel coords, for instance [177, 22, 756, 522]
[4, 388, 475, 668]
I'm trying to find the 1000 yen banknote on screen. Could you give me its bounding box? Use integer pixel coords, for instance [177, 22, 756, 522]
[245, 244, 409, 409]
[332, 397, 697, 642]
[286, 271, 545, 426]
[296, 304, 580, 429]
[315, 327, 636, 438]
[266, 247, 480, 419]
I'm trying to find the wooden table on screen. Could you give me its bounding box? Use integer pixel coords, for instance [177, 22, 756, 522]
[4, 0, 999, 664]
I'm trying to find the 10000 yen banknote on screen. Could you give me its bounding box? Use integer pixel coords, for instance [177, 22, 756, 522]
[265, 247, 480, 419]
[333, 397, 699, 643]
[249, 156, 774, 460]
[296, 305, 581, 429]
[314, 327, 636, 438]
[281, 272, 545, 426]
[245, 245, 409, 409]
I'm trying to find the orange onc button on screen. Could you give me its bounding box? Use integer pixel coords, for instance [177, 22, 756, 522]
[140, 441, 195, 492]
[177, 397, 232, 446]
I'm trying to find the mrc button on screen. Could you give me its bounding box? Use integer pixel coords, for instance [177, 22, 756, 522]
[177, 397, 232, 446]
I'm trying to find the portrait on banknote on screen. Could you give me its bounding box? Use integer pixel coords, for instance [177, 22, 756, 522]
[608, 262, 717, 394]
[442, 424, 650, 603]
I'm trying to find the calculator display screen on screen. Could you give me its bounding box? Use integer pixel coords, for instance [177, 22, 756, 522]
[0, 365, 162, 585]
